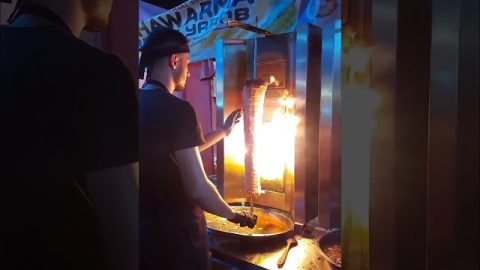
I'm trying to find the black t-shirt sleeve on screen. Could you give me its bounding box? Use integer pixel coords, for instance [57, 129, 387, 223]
[172, 102, 206, 150]
[83, 56, 139, 171]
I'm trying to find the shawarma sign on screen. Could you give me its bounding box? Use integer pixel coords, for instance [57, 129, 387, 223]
[139, 0, 297, 62]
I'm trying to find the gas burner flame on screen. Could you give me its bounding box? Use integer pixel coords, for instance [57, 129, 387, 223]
[256, 95, 298, 181]
[269, 75, 276, 84]
[225, 92, 298, 186]
[269, 75, 280, 87]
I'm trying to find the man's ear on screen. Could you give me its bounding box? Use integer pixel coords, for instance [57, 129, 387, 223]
[168, 54, 178, 70]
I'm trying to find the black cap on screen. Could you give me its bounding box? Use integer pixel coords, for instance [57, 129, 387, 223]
[138, 27, 190, 79]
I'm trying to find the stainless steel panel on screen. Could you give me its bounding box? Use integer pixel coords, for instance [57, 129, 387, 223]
[454, 0, 479, 268]
[373, 0, 432, 268]
[294, 24, 322, 224]
[342, 0, 478, 268]
[342, 0, 399, 269]
[215, 39, 249, 201]
[427, 0, 460, 268]
[367, 0, 398, 268]
[293, 24, 309, 225]
[427, 0, 479, 269]
[318, 20, 342, 229]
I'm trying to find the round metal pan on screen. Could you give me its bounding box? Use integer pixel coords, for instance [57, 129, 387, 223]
[318, 229, 341, 269]
[205, 206, 294, 241]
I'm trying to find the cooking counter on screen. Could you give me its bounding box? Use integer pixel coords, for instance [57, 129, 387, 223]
[209, 224, 338, 270]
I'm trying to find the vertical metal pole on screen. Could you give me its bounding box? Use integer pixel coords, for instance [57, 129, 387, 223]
[249, 16, 259, 213]
[215, 39, 226, 198]
[252, 16, 258, 79]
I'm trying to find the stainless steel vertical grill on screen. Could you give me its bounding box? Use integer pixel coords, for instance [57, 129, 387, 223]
[209, 23, 342, 270]
[214, 24, 341, 226]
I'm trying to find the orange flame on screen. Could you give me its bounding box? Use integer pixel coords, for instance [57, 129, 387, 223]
[269, 75, 276, 84]
[224, 93, 299, 186]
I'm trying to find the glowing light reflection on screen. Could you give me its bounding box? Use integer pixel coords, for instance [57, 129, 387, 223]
[224, 95, 299, 184]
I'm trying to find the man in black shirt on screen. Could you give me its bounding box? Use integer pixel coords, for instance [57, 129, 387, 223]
[138, 28, 257, 270]
[0, 1, 138, 270]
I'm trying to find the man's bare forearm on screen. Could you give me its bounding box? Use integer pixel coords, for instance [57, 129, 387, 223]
[199, 129, 226, 152]
[175, 147, 235, 219]
[194, 177, 235, 219]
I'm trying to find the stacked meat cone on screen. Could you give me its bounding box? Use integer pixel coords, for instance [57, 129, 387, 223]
[242, 79, 269, 195]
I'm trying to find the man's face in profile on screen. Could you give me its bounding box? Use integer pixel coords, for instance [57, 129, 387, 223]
[173, 52, 190, 91]
[82, 0, 114, 32]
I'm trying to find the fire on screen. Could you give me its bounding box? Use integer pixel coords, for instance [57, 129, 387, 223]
[224, 93, 299, 185]
[256, 94, 298, 181]
[269, 75, 280, 87]
[269, 75, 276, 84]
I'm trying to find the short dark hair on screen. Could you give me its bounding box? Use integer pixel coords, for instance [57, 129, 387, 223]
[139, 27, 190, 78]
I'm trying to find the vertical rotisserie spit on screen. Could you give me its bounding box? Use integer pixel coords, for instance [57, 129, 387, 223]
[242, 79, 269, 197]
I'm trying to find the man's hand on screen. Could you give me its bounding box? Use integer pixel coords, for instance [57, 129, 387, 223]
[223, 109, 242, 136]
[228, 210, 258, 228]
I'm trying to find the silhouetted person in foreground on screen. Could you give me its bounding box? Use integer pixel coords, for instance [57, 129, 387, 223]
[0, 1, 138, 269]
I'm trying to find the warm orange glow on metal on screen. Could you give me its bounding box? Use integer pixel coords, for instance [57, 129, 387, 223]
[254, 238, 307, 270]
[342, 29, 377, 269]
[343, 43, 378, 227]
[205, 206, 293, 237]
[224, 92, 299, 193]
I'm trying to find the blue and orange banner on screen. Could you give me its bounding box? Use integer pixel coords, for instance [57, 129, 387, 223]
[139, 0, 298, 62]
[138, 0, 340, 62]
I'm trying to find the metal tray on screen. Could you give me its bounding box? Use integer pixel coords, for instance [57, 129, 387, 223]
[205, 206, 294, 241]
[318, 229, 342, 268]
